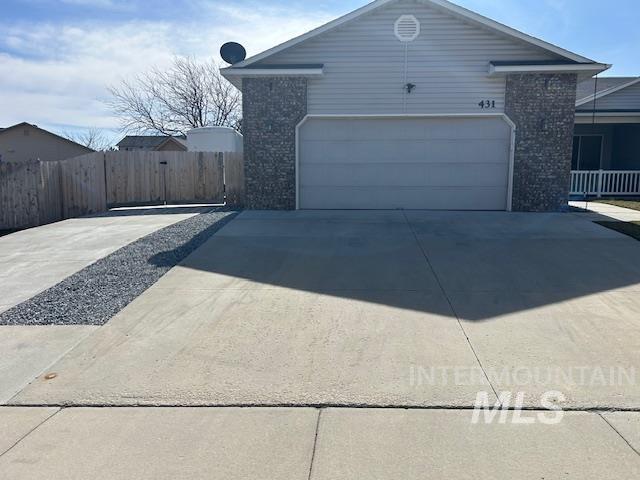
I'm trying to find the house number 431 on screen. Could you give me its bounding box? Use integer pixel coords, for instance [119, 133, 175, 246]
[478, 100, 496, 109]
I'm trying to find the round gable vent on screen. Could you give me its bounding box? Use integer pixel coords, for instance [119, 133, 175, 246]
[394, 15, 420, 42]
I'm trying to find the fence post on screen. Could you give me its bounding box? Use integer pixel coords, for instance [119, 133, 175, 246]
[597, 169, 603, 198]
[102, 152, 108, 208]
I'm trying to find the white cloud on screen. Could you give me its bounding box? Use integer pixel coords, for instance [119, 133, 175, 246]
[59, 0, 134, 11]
[198, 3, 333, 59]
[0, 3, 333, 135]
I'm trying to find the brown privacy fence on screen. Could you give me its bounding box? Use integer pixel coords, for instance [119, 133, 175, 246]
[0, 161, 63, 230]
[0, 151, 244, 230]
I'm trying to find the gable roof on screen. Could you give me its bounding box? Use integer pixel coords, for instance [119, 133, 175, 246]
[156, 136, 187, 150]
[576, 77, 640, 107]
[230, 0, 597, 70]
[576, 77, 636, 102]
[117, 135, 186, 149]
[0, 122, 94, 152]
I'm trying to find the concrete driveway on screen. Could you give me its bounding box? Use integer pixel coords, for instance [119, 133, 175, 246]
[0, 207, 203, 313]
[11, 210, 640, 409]
[2, 209, 640, 478]
[0, 206, 206, 403]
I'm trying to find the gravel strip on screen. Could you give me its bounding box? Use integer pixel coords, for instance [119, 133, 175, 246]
[0, 207, 239, 326]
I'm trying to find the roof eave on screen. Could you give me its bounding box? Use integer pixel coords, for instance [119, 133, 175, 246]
[156, 137, 188, 151]
[489, 62, 610, 77]
[0, 122, 94, 152]
[429, 0, 595, 64]
[575, 111, 640, 124]
[232, 0, 598, 70]
[230, 0, 395, 68]
[220, 66, 325, 90]
[576, 76, 640, 106]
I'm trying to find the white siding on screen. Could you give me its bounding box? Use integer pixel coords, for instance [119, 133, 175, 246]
[580, 81, 640, 111]
[258, 0, 562, 115]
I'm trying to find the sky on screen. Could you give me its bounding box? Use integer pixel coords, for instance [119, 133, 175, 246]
[1, 0, 638, 145]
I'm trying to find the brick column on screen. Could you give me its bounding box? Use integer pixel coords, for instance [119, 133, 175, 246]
[505, 73, 578, 212]
[242, 77, 307, 210]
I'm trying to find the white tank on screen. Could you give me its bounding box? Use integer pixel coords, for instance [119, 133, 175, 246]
[186, 126, 243, 153]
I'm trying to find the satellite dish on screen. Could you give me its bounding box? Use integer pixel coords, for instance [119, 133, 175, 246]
[220, 42, 247, 65]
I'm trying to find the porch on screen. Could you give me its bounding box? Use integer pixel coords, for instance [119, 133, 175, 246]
[570, 121, 640, 197]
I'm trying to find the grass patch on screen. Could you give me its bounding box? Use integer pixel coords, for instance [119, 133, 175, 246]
[595, 199, 640, 212]
[595, 221, 640, 241]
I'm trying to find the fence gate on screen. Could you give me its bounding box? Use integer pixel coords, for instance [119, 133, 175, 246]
[1, 151, 243, 230]
[104, 151, 225, 206]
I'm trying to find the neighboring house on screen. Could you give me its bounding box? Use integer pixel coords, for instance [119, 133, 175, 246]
[573, 77, 640, 171]
[117, 135, 187, 152]
[222, 0, 608, 212]
[0, 122, 93, 163]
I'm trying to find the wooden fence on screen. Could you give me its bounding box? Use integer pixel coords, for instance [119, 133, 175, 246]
[0, 161, 63, 230]
[0, 151, 243, 230]
[101, 151, 226, 207]
[61, 154, 107, 218]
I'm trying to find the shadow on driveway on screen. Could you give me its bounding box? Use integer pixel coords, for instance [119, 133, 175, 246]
[148, 210, 640, 321]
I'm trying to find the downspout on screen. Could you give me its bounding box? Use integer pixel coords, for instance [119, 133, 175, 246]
[591, 74, 599, 125]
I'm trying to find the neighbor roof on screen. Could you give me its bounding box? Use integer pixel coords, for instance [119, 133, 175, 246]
[0, 122, 94, 152]
[576, 77, 640, 106]
[117, 135, 186, 149]
[229, 0, 598, 70]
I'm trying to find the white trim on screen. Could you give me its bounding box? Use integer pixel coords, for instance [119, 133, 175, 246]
[234, 0, 596, 69]
[233, 0, 395, 68]
[575, 112, 640, 124]
[575, 111, 640, 117]
[427, 0, 593, 64]
[507, 116, 516, 211]
[489, 63, 610, 76]
[295, 113, 517, 211]
[576, 77, 640, 106]
[221, 67, 324, 77]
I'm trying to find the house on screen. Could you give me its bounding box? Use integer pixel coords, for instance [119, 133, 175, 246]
[573, 77, 640, 171]
[222, 0, 609, 212]
[117, 135, 187, 152]
[0, 122, 93, 163]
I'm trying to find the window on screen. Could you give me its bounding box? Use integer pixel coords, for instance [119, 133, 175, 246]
[571, 137, 580, 170]
[572, 135, 603, 171]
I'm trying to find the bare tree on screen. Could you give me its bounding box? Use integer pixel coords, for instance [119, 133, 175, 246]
[63, 127, 113, 151]
[108, 57, 241, 136]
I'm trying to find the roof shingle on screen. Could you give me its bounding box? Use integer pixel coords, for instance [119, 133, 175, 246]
[576, 77, 638, 103]
[116, 135, 186, 149]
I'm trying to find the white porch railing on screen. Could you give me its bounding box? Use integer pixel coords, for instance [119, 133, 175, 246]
[570, 170, 640, 197]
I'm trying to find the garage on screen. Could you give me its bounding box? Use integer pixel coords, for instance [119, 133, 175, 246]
[298, 116, 513, 210]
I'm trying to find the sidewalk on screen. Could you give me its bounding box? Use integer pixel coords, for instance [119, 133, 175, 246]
[569, 200, 640, 222]
[0, 407, 638, 479]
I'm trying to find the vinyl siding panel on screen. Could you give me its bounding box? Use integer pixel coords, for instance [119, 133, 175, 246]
[257, 0, 562, 115]
[580, 81, 640, 111]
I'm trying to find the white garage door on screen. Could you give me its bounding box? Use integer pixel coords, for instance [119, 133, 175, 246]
[298, 117, 512, 210]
